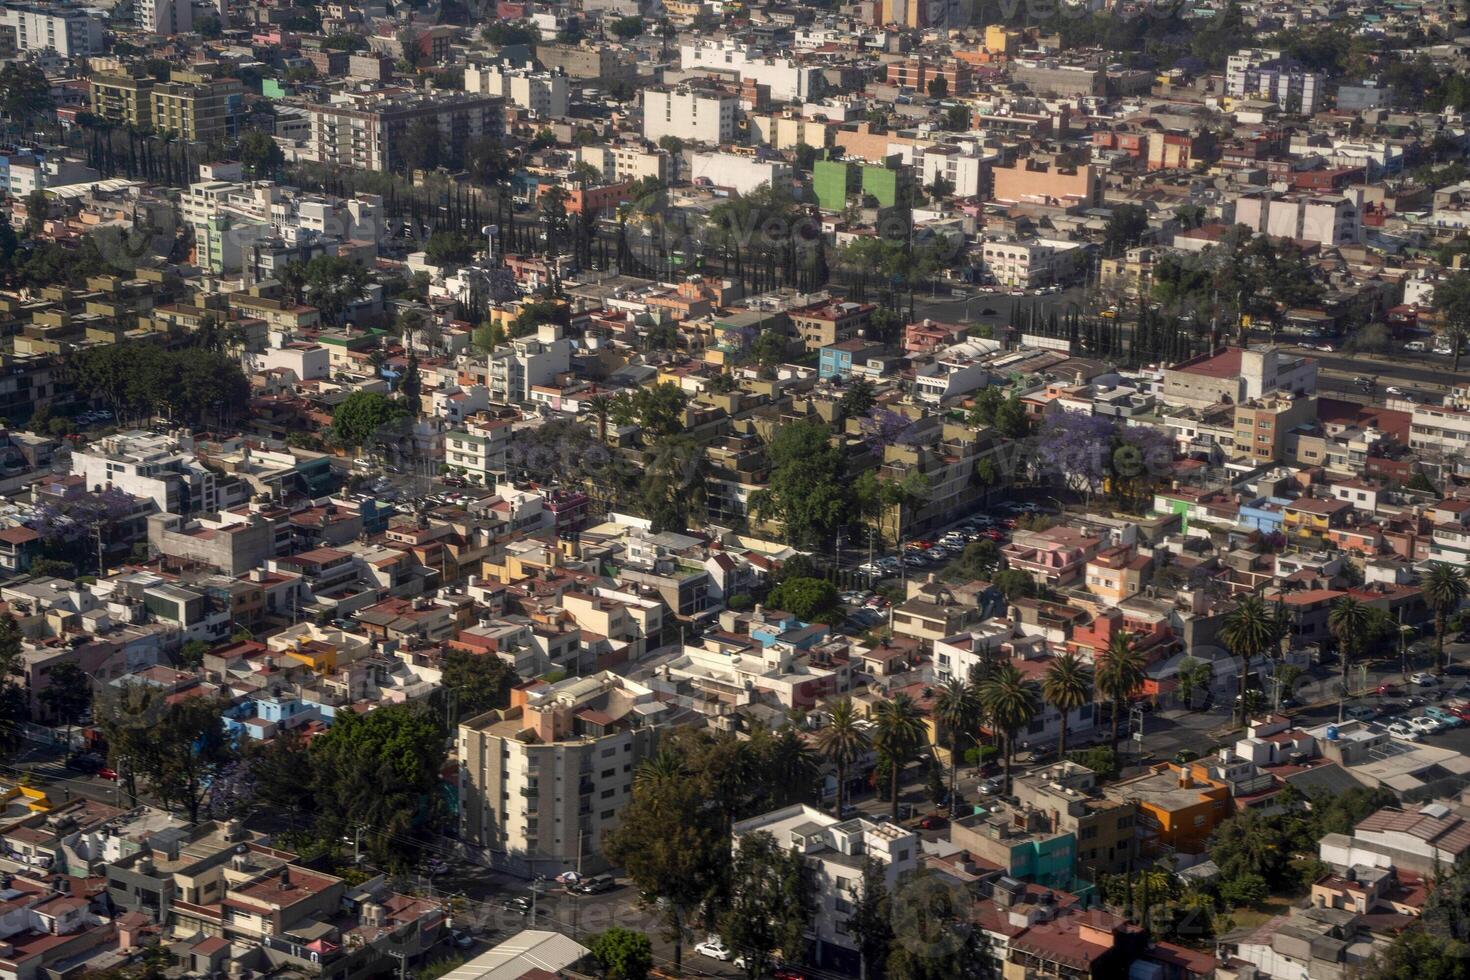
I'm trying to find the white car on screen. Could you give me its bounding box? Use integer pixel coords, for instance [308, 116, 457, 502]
[1345, 705, 1377, 722]
[1404, 341, 1427, 353]
[1410, 715, 1443, 735]
[695, 939, 732, 961]
[1386, 385, 1405, 396]
[1385, 721, 1422, 742]
[1410, 672, 1440, 687]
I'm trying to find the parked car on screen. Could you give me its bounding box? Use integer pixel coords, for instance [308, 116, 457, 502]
[1404, 341, 1428, 352]
[1345, 705, 1378, 722]
[450, 929, 475, 949]
[574, 874, 617, 895]
[978, 777, 1004, 795]
[917, 813, 948, 830]
[97, 766, 118, 781]
[695, 939, 732, 961]
[1172, 749, 1199, 765]
[1410, 672, 1440, 687]
[1385, 721, 1422, 741]
[1426, 706, 1464, 728]
[1374, 682, 1399, 697]
[773, 969, 808, 980]
[1409, 715, 1443, 735]
[502, 897, 533, 916]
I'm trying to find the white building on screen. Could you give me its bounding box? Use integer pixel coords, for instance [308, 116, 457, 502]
[464, 62, 569, 119]
[577, 142, 671, 184]
[641, 88, 737, 146]
[71, 431, 218, 515]
[731, 805, 918, 970]
[1233, 191, 1361, 247]
[457, 672, 669, 876]
[0, 2, 103, 56]
[918, 145, 987, 199]
[980, 238, 1085, 287]
[689, 151, 792, 195]
[1226, 48, 1324, 115]
[488, 324, 572, 404]
[136, 0, 189, 34]
[679, 39, 819, 103]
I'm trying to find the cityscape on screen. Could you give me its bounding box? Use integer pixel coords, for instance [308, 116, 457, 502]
[0, 0, 1468, 978]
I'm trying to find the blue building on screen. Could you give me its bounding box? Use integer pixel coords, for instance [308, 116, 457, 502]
[818, 338, 887, 380]
[1239, 496, 1290, 535]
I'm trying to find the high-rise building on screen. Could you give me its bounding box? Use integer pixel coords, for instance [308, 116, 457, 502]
[304, 91, 504, 173]
[0, 2, 103, 56]
[136, 0, 190, 34]
[457, 672, 668, 876]
[641, 87, 737, 146]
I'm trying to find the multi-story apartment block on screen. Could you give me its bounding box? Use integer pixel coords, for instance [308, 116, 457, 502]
[89, 71, 154, 129]
[1233, 393, 1318, 465]
[1226, 48, 1323, 115]
[71, 431, 220, 516]
[980, 238, 1086, 288]
[135, 0, 189, 34]
[1233, 190, 1362, 246]
[304, 92, 504, 173]
[680, 39, 819, 103]
[488, 325, 572, 404]
[457, 672, 667, 876]
[732, 805, 919, 973]
[91, 69, 244, 142]
[535, 41, 637, 87]
[0, 2, 103, 56]
[641, 87, 737, 146]
[464, 62, 569, 118]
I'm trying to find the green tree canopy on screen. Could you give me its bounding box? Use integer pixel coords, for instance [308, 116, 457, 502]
[332, 391, 414, 449]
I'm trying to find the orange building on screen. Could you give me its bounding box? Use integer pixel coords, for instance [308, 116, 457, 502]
[991, 157, 1101, 208]
[1105, 763, 1230, 856]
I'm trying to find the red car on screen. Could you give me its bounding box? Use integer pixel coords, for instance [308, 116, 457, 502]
[909, 539, 933, 550]
[97, 767, 117, 781]
[1374, 682, 1399, 697]
[985, 529, 1007, 541]
[917, 814, 948, 830]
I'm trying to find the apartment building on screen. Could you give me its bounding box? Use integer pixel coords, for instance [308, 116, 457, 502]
[578, 142, 671, 184]
[305, 91, 505, 173]
[72, 431, 220, 515]
[1226, 48, 1323, 115]
[1233, 191, 1362, 246]
[885, 58, 972, 94]
[457, 672, 667, 876]
[136, 0, 189, 34]
[488, 325, 572, 404]
[732, 805, 918, 973]
[1161, 347, 1318, 410]
[536, 41, 637, 87]
[980, 238, 1085, 288]
[690, 151, 792, 195]
[789, 300, 874, 350]
[1233, 393, 1318, 464]
[991, 157, 1101, 208]
[0, 2, 103, 56]
[444, 418, 513, 483]
[1409, 401, 1470, 458]
[680, 39, 819, 103]
[90, 69, 244, 142]
[918, 145, 987, 199]
[1013, 762, 1136, 878]
[465, 62, 569, 118]
[641, 87, 738, 145]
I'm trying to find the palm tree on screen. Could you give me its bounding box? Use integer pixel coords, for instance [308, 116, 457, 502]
[979, 663, 1040, 795]
[872, 694, 927, 820]
[1422, 561, 1469, 673]
[634, 748, 687, 794]
[932, 677, 981, 816]
[814, 697, 869, 816]
[1328, 596, 1373, 721]
[1041, 652, 1093, 761]
[767, 724, 818, 807]
[586, 394, 613, 444]
[1175, 656, 1214, 712]
[1095, 631, 1146, 754]
[1220, 594, 1281, 727]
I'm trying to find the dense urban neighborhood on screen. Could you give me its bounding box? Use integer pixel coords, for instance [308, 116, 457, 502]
[5, 0, 1470, 978]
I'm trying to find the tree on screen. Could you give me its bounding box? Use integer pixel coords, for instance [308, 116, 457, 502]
[840, 378, 877, 417]
[237, 130, 284, 176]
[439, 649, 515, 721]
[286, 255, 370, 325]
[178, 640, 210, 669]
[1175, 656, 1214, 711]
[749, 420, 850, 547]
[751, 329, 790, 368]
[1095, 632, 1145, 753]
[472, 322, 506, 354]
[608, 15, 644, 38]
[932, 677, 980, 816]
[424, 231, 475, 268]
[104, 692, 233, 821]
[244, 729, 315, 830]
[942, 105, 970, 131]
[588, 928, 653, 980]
[1360, 929, 1469, 980]
[1328, 595, 1373, 719]
[332, 391, 413, 449]
[0, 64, 53, 127]
[765, 725, 818, 807]
[720, 832, 814, 977]
[873, 694, 927, 820]
[991, 569, 1036, 602]
[1041, 652, 1092, 760]
[39, 662, 89, 734]
[926, 75, 948, 98]
[814, 697, 868, 815]
[1422, 561, 1469, 672]
[847, 860, 893, 980]
[1103, 204, 1149, 256]
[978, 662, 1040, 794]
[310, 703, 447, 864]
[1435, 271, 1470, 372]
[23, 189, 46, 238]
[604, 756, 725, 974]
[766, 577, 839, 623]
[942, 539, 1002, 582]
[1220, 594, 1281, 726]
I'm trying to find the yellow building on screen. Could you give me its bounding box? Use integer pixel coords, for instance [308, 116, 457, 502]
[150, 70, 243, 142]
[89, 70, 153, 128]
[984, 24, 1020, 54]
